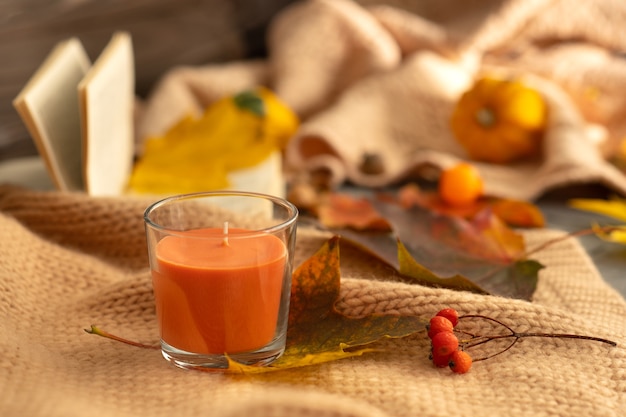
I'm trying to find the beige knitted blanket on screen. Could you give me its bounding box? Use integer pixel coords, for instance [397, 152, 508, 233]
[1, 185, 625, 416]
[136, 0, 626, 200]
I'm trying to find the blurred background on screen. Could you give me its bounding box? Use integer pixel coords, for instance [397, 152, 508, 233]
[0, 0, 294, 161]
[0, 0, 501, 162]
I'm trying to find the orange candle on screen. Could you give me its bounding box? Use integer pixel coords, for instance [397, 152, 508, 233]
[152, 227, 287, 354]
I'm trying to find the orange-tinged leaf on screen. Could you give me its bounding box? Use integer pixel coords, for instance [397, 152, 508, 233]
[319, 188, 542, 299]
[400, 206, 525, 263]
[490, 199, 545, 228]
[317, 193, 392, 231]
[396, 182, 427, 209]
[394, 183, 484, 218]
[392, 183, 545, 228]
[355, 200, 542, 300]
[226, 236, 426, 373]
[471, 208, 526, 261]
[397, 234, 542, 300]
[321, 188, 544, 233]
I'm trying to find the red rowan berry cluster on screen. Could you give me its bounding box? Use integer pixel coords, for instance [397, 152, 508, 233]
[427, 308, 616, 375]
[428, 308, 472, 374]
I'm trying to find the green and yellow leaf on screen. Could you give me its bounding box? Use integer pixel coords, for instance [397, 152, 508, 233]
[227, 236, 426, 373]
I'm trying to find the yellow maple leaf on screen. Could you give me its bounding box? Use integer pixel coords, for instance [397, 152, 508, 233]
[128, 87, 299, 194]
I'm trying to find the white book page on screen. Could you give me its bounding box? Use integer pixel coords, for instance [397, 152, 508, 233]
[13, 38, 90, 191]
[79, 31, 135, 196]
[228, 150, 286, 197]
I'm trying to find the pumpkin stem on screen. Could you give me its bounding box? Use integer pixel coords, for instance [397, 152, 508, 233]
[475, 107, 496, 128]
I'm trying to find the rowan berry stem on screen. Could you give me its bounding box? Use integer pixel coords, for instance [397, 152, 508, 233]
[459, 314, 515, 334]
[506, 332, 616, 346]
[455, 313, 617, 362]
[471, 338, 518, 362]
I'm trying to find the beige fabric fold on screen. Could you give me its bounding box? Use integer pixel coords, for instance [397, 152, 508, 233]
[0, 185, 624, 417]
[136, 0, 626, 199]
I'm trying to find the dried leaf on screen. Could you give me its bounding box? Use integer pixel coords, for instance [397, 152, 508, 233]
[317, 193, 392, 231]
[334, 229, 400, 270]
[317, 188, 544, 233]
[334, 200, 542, 300]
[393, 184, 545, 228]
[227, 236, 426, 373]
[396, 240, 487, 294]
[471, 208, 526, 261]
[382, 201, 541, 299]
[490, 199, 545, 228]
[394, 183, 481, 218]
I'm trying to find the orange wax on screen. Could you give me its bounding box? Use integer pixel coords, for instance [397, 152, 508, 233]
[152, 227, 286, 354]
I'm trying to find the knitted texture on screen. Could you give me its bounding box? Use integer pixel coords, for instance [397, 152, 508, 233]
[135, 0, 626, 200]
[0, 185, 624, 417]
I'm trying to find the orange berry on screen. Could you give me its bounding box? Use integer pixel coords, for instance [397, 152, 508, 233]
[449, 350, 473, 374]
[430, 351, 452, 368]
[431, 331, 459, 357]
[428, 316, 454, 339]
[438, 163, 484, 207]
[436, 308, 459, 327]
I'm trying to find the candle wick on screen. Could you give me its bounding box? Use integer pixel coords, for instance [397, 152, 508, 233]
[222, 221, 229, 246]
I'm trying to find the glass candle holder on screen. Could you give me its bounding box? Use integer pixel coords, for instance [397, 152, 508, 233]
[144, 191, 298, 370]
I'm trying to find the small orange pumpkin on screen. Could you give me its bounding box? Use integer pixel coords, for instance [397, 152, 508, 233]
[450, 76, 548, 164]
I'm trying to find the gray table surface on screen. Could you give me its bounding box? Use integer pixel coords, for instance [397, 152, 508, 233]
[539, 202, 625, 297]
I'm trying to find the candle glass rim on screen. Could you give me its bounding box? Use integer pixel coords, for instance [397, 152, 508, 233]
[144, 190, 299, 237]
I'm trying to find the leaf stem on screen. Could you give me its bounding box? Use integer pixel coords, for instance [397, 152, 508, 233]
[521, 226, 625, 259]
[84, 325, 160, 349]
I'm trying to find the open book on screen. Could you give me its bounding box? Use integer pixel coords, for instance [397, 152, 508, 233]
[13, 32, 135, 196]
